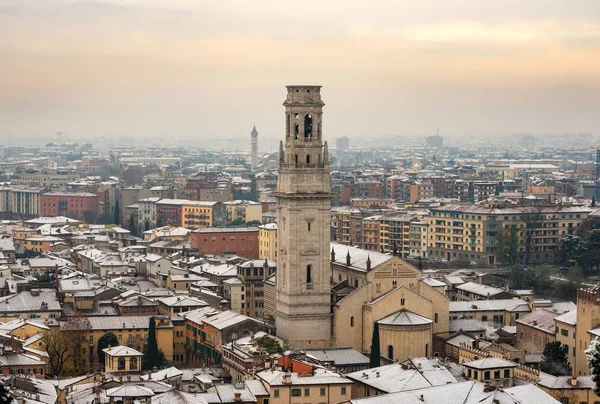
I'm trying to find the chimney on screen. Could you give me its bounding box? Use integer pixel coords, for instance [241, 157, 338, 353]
[570, 377, 578, 387]
[346, 251, 351, 266]
[282, 372, 292, 385]
[234, 392, 241, 402]
[366, 255, 371, 271]
[376, 371, 380, 378]
[419, 394, 424, 401]
[472, 337, 480, 350]
[331, 247, 336, 262]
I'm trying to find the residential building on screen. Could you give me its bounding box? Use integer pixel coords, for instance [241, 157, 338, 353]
[258, 223, 277, 261]
[0, 185, 45, 219]
[554, 310, 577, 373]
[516, 309, 559, 354]
[223, 200, 262, 224]
[236, 259, 276, 319]
[427, 204, 590, 265]
[40, 191, 100, 222]
[190, 227, 259, 259]
[256, 368, 352, 404]
[181, 201, 225, 230]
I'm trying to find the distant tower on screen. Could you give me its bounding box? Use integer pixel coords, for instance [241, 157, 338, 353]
[275, 85, 332, 348]
[250, 126, 259, 171]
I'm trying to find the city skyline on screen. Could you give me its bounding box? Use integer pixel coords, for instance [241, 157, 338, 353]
[1, 0, 599, 141]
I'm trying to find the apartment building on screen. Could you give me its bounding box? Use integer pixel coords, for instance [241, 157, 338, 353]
[223, 200, 262, 224]
[236, 259, 276, 319]
[180, 201, 225, 230]
[0, 185, 45, 219]
[258, 223, 277, 261]
[427, 204, 590, 265]
[11, 167, 79, 188]
[40, 191, 100, 222]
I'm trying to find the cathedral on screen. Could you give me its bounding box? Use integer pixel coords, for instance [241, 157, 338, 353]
[274, 86, 449, 358]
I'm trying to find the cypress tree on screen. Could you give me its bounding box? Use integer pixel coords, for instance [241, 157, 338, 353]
[145, 317, 159, 370]
[370, 322, 381, 368]
[114, 200, 120, 225]
[128, 215, 136, 236]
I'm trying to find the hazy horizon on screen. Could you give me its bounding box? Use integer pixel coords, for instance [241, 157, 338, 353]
[1, 0, 599, 142]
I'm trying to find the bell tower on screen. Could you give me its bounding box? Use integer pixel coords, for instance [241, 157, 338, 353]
[275, 85, 332, 348]
[250, 125, 258, 171]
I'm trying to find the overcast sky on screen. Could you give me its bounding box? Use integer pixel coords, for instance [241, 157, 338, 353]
[1, 0, 599, 143]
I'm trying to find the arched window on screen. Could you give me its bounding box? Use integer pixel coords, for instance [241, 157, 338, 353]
[118, 357, 126, 371]
[295, 154, 299, 164]
[286, 114, 290, 138]
[130, 357, 138, 369]
[306, 155, 310, 164]
[350, 316, 354, 327]
[388, 345, 394, 359]
[306, 265, 312, 284]
[294, 123, 299, 140]
[304, 114, 313, 138]
[401, 298, 405, 306]
[434, 313, 438, 323]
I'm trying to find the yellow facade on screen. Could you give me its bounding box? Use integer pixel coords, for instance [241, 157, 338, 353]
[225, 201, 262, 223]
[259, 374, 351, 404]
[181, 202, 215, 230]
[555, 315, 577, 376]
[428, 205, 589, 265]
[258, 224, 277, 261]
[83, 318, 175, 364]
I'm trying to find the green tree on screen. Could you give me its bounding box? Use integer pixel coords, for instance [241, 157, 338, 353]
[145, 317, 160, 370]
[509, 264, 526, 288]
[533, 266, 551, 290]
[370, 322, 381, 368]
[246, 220, 262, 227]
[97, 332, 119, 366]
[228, 218, 245, 226]
[566, 265, 584, 284]
[128, 215, 136, 236]
[540, 341, 570, 376]
[95, 212, 112, 225]
[114, 200, 120, 225]
[586, 337, 600, 395]
[560, 235, 585, 268]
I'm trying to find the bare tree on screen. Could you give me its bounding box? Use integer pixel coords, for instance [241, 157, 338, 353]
[42, 327, 71, 376]
[522, 207, 544, 265]
[46, 314, 93, 376]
